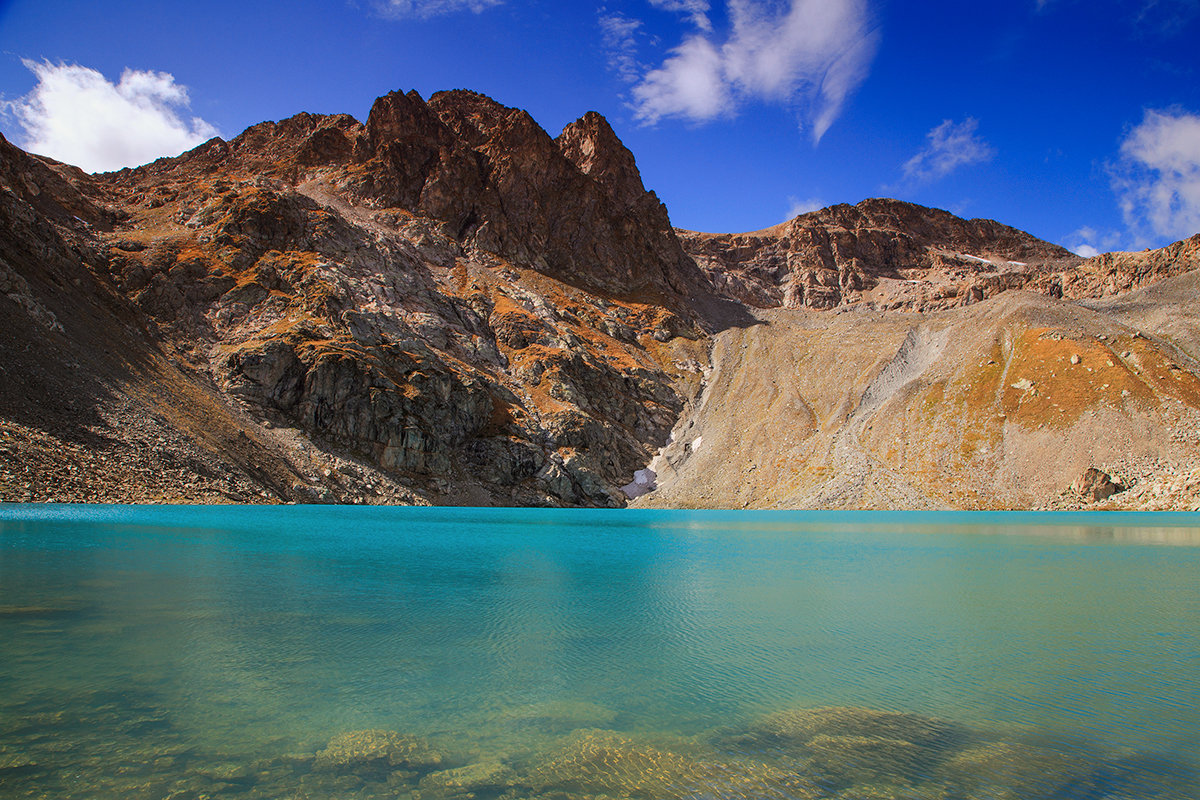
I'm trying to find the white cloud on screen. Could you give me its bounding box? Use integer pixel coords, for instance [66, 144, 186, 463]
[375, 0, 503, 18]
[649, 0, 713, 31]
[1112, 108, 1200, 242]
[600, 12, 645, 83]
[1064, 225, 1122, 257]
[5, 60, 218, 173]
[632, 35, 731, 122]
[785, 195, 824, 220]
[630, 0, 879, 143]
[901, 118, 994, 185]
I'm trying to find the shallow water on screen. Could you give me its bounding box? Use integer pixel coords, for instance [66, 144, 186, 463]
[1, 506, 1198, 799]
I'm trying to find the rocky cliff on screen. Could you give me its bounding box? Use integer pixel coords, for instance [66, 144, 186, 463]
[679, 199, 1198, 313]
[2, 88, 1199, 508]
[1, 90, 719, 506]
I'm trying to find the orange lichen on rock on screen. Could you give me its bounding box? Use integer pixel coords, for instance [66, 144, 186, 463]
[998, 330, 1151, 428]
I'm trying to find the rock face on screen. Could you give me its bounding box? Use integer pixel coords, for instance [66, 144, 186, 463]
[0, 92, 714, 506]
[682, 199, 1078, 311]
[1063, 233, 1200, 298]
[683, 201, 1200, 314]
[3, 87, 1200, 508]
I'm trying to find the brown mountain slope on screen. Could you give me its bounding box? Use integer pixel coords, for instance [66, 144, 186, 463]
[0, 134, 316, 503]
[635, 273, 1200, 510]
[1, 91, 727, 506]
[680, 199, 1198, 314]
[3, 88, 1200, 508]
[680, 198, 1077, 310]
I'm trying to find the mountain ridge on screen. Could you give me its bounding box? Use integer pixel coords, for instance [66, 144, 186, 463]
[2, 88, 1199, 508]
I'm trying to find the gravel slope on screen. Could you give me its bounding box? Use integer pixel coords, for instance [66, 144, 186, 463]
[637, 276, 1200, 509]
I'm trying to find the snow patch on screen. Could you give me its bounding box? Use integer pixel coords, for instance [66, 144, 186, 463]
[621, 468, 657, 500]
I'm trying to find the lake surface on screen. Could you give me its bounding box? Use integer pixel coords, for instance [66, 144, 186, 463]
[1, 506, 1198, 800]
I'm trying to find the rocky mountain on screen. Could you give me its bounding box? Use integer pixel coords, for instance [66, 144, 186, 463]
[1, 90, 724, 507]
[635, 275, 1200, 510]
[2, 87, 1199, 508]
[681, 199, 1199, 312]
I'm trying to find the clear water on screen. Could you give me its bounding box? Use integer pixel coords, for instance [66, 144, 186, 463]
[1, 505, 1198, 800]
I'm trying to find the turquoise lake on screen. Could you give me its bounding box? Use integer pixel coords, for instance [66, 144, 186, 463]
[1, 505, 1198, 800]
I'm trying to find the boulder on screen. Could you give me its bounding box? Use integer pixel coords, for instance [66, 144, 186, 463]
[312, 730, 443, 773]
[418, 761, 517, 798]
[937, 741, 1101, 800]
[1072, 468, 1125, 502]
[748, 705, 960, 749]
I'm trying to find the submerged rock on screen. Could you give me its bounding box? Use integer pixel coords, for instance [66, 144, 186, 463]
[312, 729, 443, 773]
[748, 705, 961, 750]
[524, 729, 819, 799]
[937, 740, 1102, 800]
[0, 600, 87, 618]
[0, 752, 39, 771]
[418, 760, 517, 798]
[805, 733, 925, 788]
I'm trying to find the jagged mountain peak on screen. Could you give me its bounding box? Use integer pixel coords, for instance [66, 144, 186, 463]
[557, 110, 651, 213]
[96, 87, 704, 302]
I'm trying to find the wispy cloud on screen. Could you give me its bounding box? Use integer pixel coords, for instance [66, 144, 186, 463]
[632, 35, 731, 122]
[3, 60, 218, 173]
[900, 118, 994, 185]
[630, 0, 880, 144]
[599, 12, 646, 83]
[1036, 0, 1199, 36]
[785, 195, 824, 220]
[1064, 225, 1123, 257]
[1132, 0, 1200, 35]
[373, 0, 503, 18]
[1111, 107, 1200, 243]
[649, 0, 713, 31]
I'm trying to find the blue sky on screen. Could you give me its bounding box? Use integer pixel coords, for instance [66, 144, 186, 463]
[1, 0, 1198, 254]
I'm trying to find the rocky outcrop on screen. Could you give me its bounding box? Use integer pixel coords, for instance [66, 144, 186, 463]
[683, 200, 1200, 314]
[2, 89, 714, 507]
[1063, 233, 1200, 298]
[681, 198, 1077, 311]
[114, 90, 708, 306]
